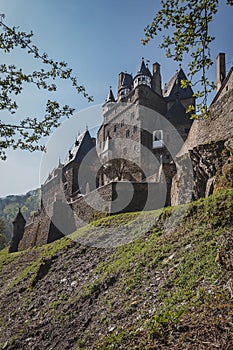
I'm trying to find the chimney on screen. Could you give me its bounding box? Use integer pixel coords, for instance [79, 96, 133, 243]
[216, 53, 226, 92]
[152, 62, 162, 95]
[117, 72, 124, 94]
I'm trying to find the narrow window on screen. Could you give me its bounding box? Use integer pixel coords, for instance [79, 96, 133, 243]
[152, 130, 164, 149]
[153, 130, 162, 141]
[126, 129, 130, 138]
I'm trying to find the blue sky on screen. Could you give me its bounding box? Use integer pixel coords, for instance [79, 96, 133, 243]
[0, 0, 232, 197]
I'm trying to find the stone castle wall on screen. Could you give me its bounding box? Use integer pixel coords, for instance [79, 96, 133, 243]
[18, 181, 167, 250]
[172, 88, 233, 205]
[178, 89, 233, 156]
[19, 207, 51, 250]
[71, 181, 167, 228]
[71, 183, 113, 228]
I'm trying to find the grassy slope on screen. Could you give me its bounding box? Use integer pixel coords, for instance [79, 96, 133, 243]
[0, 190, 232, 349]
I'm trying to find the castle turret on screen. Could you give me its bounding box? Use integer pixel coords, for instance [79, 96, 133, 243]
[106, 86, 115, 103]
[133, 58, 152, 89]
[9, 209, 26, 253]
[118, 72, 133, 100]
[103, 86, 116, 113]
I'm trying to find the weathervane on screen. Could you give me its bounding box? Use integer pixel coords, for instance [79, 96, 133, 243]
[0, 14, 6, 23]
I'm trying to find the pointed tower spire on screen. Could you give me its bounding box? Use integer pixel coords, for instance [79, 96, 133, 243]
[137, 57, 151, 77]
[106, 86, 115, 103]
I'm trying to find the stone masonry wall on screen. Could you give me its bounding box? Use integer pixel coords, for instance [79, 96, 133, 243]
[71, 183, 113, 228]
[172, 88, 233, 205]
[19, 207, 51, 250]
[72, 181, 167, 228]
[178, 88, 233, 156]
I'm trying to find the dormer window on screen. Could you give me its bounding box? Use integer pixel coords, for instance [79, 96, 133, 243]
[153, 130, 164, 149]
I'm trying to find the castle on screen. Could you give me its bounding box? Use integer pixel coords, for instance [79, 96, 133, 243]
[9, 53, 233, 252]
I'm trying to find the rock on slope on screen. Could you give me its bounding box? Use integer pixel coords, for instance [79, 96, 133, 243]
[0, 189, 233, 350]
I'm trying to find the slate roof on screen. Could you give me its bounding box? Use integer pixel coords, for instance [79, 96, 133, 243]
[65, 130, 95, 165]
[163, 68, 194, 101]
[106, 86, 116, 103]
[134, 58, 152, 79]
[166, 99, 192, 124]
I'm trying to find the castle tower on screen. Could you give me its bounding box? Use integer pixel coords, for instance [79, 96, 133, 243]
[118, 72, 133, 101]
[98, 57, 195, 187]
[9, 209, 26, 253]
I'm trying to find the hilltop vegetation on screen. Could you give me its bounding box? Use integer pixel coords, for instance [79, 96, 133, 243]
[0, 189, 40, 242]
[0, 189, 232, 349]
